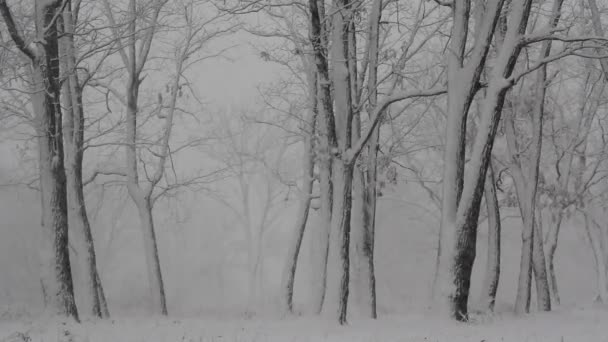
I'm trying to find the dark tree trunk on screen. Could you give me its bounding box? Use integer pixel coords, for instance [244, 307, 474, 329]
[479, 162, 501, 312]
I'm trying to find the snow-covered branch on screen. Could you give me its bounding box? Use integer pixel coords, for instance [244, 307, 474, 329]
[344, 86, 447, 164]
[0, 0, 36, 60]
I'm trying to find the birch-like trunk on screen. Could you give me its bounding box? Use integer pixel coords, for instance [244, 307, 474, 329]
[479, 162, 501, 312]
[59, 0, 107, 318]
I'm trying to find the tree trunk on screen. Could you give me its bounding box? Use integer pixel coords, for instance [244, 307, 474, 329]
[321, 0, 354, 324]
[532, 211, 551, 311]
[322, 161, 353, 325]
[60, 0, 105, 318]
[308, 0, 335, 315]
[348, 4, 377, 318]
[479, 162, 501, 312]
[311, 140, 331, 314]
[279, 76, 317, 314]
[134, 195, 167, 315]
[25, 1, 79, 321]
[584, 214, 608, 302]
[97, 272, 110, 317]
[512, 0, 563, 313]
[544, 210, 562, 305]
[125, 66, 168, 316]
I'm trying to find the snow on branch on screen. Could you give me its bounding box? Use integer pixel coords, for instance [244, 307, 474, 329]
[507, 44, 608, 87]
[83, 169, 127, 186]
[430, 0, 453, 8]
[522, 32, 608, 46]
[344, 86, 447, 164]
[0, 0, 36, 60]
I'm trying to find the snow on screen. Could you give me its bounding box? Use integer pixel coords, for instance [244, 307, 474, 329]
[1, 307, 608, 342]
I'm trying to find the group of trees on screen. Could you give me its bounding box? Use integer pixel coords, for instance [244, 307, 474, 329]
[2, 0, 608, 325]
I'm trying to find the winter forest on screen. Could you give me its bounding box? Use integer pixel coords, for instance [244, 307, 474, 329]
[1, 0, 608, 340]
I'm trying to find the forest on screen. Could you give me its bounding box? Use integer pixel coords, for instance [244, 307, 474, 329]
[1, 0, 608, 340]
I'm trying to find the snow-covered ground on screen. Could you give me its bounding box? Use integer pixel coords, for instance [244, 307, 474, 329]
[1, 306, 608, 342]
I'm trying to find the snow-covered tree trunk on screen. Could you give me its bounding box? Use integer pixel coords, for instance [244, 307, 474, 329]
[0, 0, 80, 321]
[59, 0, 107, 318]
[308, 0, 335, 314]
[279, 71, 317, 314]
[349, 0, 381, 319]
[479, 162, 501, 312]
[434, 0, 508, 320]
[321, 0, 354, 325]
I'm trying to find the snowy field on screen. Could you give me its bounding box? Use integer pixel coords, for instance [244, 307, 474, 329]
[1, 307, 608, 342]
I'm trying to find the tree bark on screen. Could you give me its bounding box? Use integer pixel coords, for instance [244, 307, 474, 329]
[479, 162, 501, 312]
[584, 214, 608, 302]
[308, 0, 335, 314]
[435, 0, 518, 320]
[348, 1, 377, 319]
[279, 73, 317, 315]
[544, 210, 562, 305]
[1, 0, 81, 321]
[320, 0, 354, 325]
[59, 0, 106, 318]
[134, 195, 167, 315]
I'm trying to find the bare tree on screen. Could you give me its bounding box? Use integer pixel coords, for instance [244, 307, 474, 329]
[0, 0, 79, 320]
[101, 0, 229, 314]
[59, 0, 109, 318]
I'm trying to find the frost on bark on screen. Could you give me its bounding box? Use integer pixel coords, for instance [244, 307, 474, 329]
[0, 0, 79, 321]
[348, 0, 380, 319]
[308, 0, 334, 315]
[59, 0, 107, 318]
[320, 0, 354, 325]
[479, 162, 500, 312]
[435, 0, 533, 321]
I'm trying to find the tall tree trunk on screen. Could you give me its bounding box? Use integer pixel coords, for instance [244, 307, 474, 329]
[348, 4, 377, 318]
[433, 0, 504, 307]
[133, 195, 167, 315]
[19, 0, 80, 321]
[60, 0, 106, 318]
[279, 73, 317, 314]
[321, 0, 354, 325]
[512, 0, 563, 314]
[323, 160, 353, 324]
[308, 0, 335, 315]
[479, 162, 501, 312]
